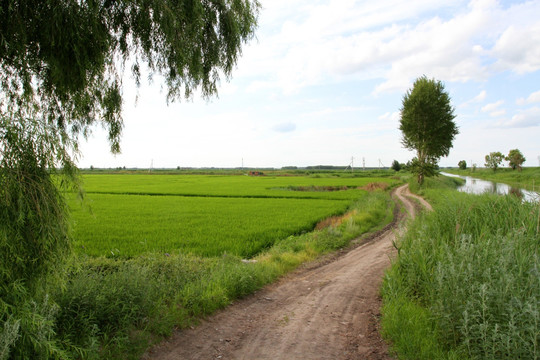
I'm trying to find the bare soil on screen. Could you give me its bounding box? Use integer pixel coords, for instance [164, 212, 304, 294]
[143, 184, 430, 360]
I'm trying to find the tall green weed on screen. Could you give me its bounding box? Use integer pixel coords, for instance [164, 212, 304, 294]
[382, 179, 540, 359]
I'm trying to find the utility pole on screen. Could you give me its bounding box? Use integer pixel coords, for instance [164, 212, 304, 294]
[344, 157, 354, 173]
[363, 157, 365, 171]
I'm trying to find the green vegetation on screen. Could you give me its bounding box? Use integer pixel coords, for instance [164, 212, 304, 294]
[80, 173, 396, 199]
[484, 151, 505, 171]
[1, 2, 260, 359]
[70, 194, 350, 258]
[399, 76, 458, 184]
[382, 176, 540, 360]
[69, 175, 397, 258]
[60, 183, 393, 359]
[1, 173, 396, 359]
[0, 116, 81, 360]
[444, 167, 540, 192]
[81, 168, 398, 177]
[506, 149, 526, 171]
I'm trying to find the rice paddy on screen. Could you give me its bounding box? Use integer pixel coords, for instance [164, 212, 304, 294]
[69, 174, 397, 258]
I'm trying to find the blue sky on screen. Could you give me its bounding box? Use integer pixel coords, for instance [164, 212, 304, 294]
[79, 0, 540, 169]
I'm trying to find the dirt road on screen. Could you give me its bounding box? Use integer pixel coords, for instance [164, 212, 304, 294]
[143, 184, 430, 360]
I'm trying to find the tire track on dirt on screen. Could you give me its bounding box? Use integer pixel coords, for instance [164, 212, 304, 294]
[143, 184, 429, 360]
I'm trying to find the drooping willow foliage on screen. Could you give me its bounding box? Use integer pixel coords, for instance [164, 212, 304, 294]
[0, 0, 260, 154]
[0, 3, 259, 356]
[0, 0, 260, 315]
[0, 0, 259, 282]
[0, 115, 75, 286]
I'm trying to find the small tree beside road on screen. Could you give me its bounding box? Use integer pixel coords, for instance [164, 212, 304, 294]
[458, 160, 467, 170]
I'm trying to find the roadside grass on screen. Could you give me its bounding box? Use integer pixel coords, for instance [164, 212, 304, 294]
[444, 166, 540, 192]
[51, 189, 394, 359]
[381, 176, 540, 360]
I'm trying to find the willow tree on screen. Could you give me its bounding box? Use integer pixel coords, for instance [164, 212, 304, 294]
[399, 76, 458, 184]
[1, 1, 260, 356]
[0, 0, 260, 300]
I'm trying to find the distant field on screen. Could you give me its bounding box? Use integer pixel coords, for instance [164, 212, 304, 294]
[70, 174, 396, 258]
[80, 174, 397, 200]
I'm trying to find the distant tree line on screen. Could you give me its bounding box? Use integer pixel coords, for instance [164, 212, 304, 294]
[454, 149, 526, 172]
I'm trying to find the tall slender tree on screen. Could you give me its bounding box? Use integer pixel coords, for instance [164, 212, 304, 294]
[399, 76, 458, 184]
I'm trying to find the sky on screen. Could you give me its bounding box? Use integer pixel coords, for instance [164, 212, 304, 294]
[78, 0, 540, 169]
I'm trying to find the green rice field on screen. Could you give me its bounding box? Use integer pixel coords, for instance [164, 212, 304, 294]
[79, 173, 391, 199]
[69, 174, 397, 258]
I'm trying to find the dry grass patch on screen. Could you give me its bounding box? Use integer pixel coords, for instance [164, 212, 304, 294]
[315, 210, 357, 230]
[360, 182, 389, 191]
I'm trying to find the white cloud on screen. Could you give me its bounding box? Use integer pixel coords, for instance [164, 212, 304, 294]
[481, 100, 505, 117]
[472, 90, 487, 103]
[378, 111, 401, 122]
[239, 0, 474, 94]
[488, 109, 506, 117]
[516, 90, 540, 105]
[492, 23, 540, 74]
[494, 107, 540, 128]
[459, 90, 487, 108]
[374, 0, 504, 94]
[237, 0, 540, 96]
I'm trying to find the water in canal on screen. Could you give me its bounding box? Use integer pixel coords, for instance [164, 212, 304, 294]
[441, 172, 540, 202]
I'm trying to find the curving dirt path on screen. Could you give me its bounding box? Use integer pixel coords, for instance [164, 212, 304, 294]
[143, 184, 430, 360]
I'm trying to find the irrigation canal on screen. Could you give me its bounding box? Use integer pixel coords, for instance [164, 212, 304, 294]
[441, 172, 540, 202]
